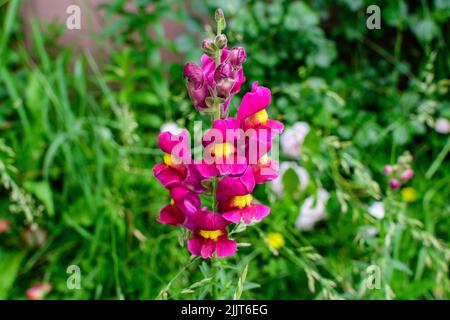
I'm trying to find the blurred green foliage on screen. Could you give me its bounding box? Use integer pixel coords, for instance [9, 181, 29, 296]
[0, 0, 449, 299]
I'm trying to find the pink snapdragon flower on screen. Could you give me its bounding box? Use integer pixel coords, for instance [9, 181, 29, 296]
[237, 82, 283, 134]
[251, 154, 279, 184]
[196, 118, 248, 178]
[217, 167, 270, 224]
[153, 129, 204, 192]
[237, 82, 284, 161]
[187, 209, 237, 258]
[157, 185, 201, 227]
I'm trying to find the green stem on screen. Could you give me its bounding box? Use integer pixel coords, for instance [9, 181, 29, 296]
[210, 16, 223, 213]
[211, 103, 221, 212]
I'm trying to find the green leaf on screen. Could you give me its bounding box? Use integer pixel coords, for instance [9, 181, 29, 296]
[284, 2, 318, 31]
[393, 124, 411, 145]
[0, 250, 26, 299]
[233, 263, 248, 300]
[24, 180, 54, 216]
[410, 18, 439, 43]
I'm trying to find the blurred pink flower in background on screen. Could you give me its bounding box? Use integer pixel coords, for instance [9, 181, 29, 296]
[435, 118, 450, 134]
[0, 219, 10, 234]
[26, 282, 52, 300]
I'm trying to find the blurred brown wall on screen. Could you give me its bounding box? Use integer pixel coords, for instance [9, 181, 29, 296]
[20, 0, 201, 62]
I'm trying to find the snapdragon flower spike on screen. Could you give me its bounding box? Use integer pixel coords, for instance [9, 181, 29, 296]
[196, 118, 247, 178]
[154, 9, 284, 259]
[187, 209, 237, 258]
[217, 167, 270, 224]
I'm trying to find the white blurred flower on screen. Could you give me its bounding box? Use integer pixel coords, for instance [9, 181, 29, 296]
[271, 162, 309, 197]
[281, 122, 310, 159]
[435, 118, 450, 134]
[366, 227, 379, 237]
[368, 201, 384, 220]
[295, 188, 330, 231]
[160, 122, 182, 134]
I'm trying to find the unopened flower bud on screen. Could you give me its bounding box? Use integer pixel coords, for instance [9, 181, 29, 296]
[400, 168, 414, 181]
[216, 78, 236, 98]
[202, 39, 216, 57]
[215, 8, 226, 30]
[383, 165, 393, 175]
[214, 34, 227, 49]
[183, 63, 204, 88]
[228, 47, 246, 68]
[214, 63, 234, 83]
[215, 8, 224, 22]
[183, 63, 209, 109]
[389, 179, 401, 190]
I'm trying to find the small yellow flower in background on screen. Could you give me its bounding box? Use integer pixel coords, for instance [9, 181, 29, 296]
[266, 232, 285, 251]
[401, 187, 418, 203]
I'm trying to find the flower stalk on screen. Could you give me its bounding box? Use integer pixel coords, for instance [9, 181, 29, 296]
[153, 8, 284, 259]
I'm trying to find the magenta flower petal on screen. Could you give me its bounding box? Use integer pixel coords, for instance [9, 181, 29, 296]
[187, 208, 229, 231]
[221, 209, 242, 223]
[201, 49, 230, 88]
[153, 163, 184, 189]
[252, 204, 270, 221]
[217, 166, 255, 201]
[265, 119, 284, 134]
[216, 237, 237, 257]
[203, 118, 241, 146]
[170, 185, 201, 216]
[157, 205, 185, 226]
[200, 238, 216, 258]
[184, 164, 207, 192]
[204, 210, 230, 230]
[187, 236, 203, 257]
[237, 82, 271, 121]
[158, 129, 191, 161]
[230, 67, 246, 95]
[195, 161, 220, 178]
[216, 160, 247, 176]
[253, 159, 279, 184]
[246, 129, 273, 161]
